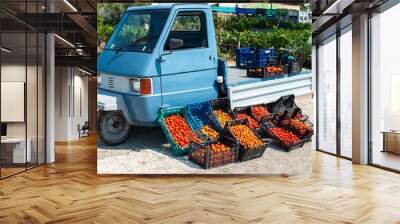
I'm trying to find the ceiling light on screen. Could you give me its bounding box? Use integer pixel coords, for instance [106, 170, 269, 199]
[54, 34, 75, 48]
[1, 47, 11, 53]
[78, 67, 92, 76]
[63, 0, 78, 12]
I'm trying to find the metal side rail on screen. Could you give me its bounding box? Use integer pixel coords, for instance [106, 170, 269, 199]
[228, 73, 313, 108]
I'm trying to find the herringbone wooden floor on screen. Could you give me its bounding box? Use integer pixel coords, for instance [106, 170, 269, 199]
[1, 135, 400, 224]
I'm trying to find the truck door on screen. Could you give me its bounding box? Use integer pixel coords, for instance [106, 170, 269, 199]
[157, 9, 218, 107]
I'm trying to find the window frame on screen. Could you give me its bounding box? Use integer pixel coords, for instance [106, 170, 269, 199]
[162, 10, 209, 52]
[105, 9, 171, 54]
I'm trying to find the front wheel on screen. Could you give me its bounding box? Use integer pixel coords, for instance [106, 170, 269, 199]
[98, 111, 132, 145]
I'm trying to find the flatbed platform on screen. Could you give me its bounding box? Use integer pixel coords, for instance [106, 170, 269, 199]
[226, 65, 311, 87]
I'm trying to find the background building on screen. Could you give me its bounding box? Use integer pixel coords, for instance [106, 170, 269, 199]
[0, 0, 98, 179]
[312, 0, 400, 172]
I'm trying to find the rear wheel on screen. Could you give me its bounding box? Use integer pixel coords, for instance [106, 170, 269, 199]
[98, 111, 132, 145]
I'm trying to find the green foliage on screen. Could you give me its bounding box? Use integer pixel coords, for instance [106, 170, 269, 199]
[172, 15, 201, 31]
[214, 15, 311, 68]
[214, 14, 311, 32]
[97, 3, 150, 43]
[97, 4, 311, 68]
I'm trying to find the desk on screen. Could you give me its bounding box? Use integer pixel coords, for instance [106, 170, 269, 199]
[382, 131, 400, 155]
[1, 138, 31, 163]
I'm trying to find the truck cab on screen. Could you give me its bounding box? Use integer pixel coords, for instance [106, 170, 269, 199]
[97, 4, 220, 145]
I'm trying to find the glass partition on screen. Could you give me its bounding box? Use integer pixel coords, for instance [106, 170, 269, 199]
[339, 26, 352, 158]
[317, 35, 337, 154]
[1, 30, 28, 177]
[370, 3, 400, 171]
[0, 1, 46, 179]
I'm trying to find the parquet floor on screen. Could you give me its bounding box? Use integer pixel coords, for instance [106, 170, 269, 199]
[1, 135, 400, 224]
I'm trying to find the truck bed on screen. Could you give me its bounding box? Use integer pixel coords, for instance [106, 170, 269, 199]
[225, 65, 313, 108]
[226, 65, 311, 87]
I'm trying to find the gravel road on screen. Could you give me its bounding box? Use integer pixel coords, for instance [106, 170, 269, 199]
[97, 94, 314, 175]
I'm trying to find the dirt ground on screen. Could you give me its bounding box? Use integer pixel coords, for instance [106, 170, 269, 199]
[97, 93, 314, 175]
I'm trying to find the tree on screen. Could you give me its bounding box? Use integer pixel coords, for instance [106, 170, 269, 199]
[97, 3, 150, 47]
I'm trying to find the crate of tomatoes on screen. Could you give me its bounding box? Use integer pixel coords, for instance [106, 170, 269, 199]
[250, 104, 275, 123]
[246, 66, 284, 78]
[209, 98, 238, 132]
[276, 109, 314, 141]
[158, 107, 209, 157]
[188, 135, 239, 169]
[265, 66, 284, 77]
[262, 121, 304, 151]
[222, 119, 268, 162]
[233, 106, 262, 132]
[185, 101, 219, 140]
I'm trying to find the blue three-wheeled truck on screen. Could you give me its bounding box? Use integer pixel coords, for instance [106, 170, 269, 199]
[97, 4, 310, 145]
[97, 4, 230, 145]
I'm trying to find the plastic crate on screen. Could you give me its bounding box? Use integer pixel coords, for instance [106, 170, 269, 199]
[246, 65, 284, 79]
[247, 67, 265, 78]
[188, 135, 239, 169]
[185, 101, 218, 139]
[158, 107, 208, 157]
[233, 106, 262, 133]
[289, 61, 302, 75]
[280, 54, 295, 65]
[209, 98, 238, 132]
[276, 109, 314, 141]
[278, 94, 298, 108]
[282, 119, 314, 142]
[222, 119, 268, 162]
[264, 99, 283, 114]
[246, 67, 274, 78]
[250, 48, 277, 67]
[235, 47, 255, 68]
[250, 104, 275, 122]
[262, 121, 304, 151]
[249, 56, 278, 68]
[266, 94, 299, 115]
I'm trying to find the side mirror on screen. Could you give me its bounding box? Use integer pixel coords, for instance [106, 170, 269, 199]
[168, 38, 183, 50]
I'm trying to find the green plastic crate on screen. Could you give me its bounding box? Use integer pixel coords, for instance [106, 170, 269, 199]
[158, 107, 207, 157]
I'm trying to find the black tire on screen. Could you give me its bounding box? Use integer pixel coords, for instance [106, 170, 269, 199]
[98, 111, 132, 145]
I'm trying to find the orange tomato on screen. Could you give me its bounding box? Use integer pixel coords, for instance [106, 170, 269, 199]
[252, 106, 269, 120]
[201, 125, 218, 139]
[237, 113, 260, 129]
[230, 124, 263, 149]
[213, 109, 233, 127]
[165, 114, 200, 147]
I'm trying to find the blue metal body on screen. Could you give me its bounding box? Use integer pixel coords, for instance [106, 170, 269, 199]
[97, 4, 219, 127]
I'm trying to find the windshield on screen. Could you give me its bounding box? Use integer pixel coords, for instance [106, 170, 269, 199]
[106, 10, 170, 53]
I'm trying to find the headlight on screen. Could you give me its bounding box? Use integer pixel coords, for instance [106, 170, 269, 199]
[130, 79, 140, 92]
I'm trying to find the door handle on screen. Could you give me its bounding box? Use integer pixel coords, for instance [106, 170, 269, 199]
[157, 56, 166, 63]
[158, 51, 172, 63]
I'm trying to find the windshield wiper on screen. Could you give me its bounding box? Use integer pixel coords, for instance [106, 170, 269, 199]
[102, 47, 125, 53]
[115, 46, 125, 54]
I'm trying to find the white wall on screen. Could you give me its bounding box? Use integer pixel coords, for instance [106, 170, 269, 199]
[54, 67, 89, 141]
